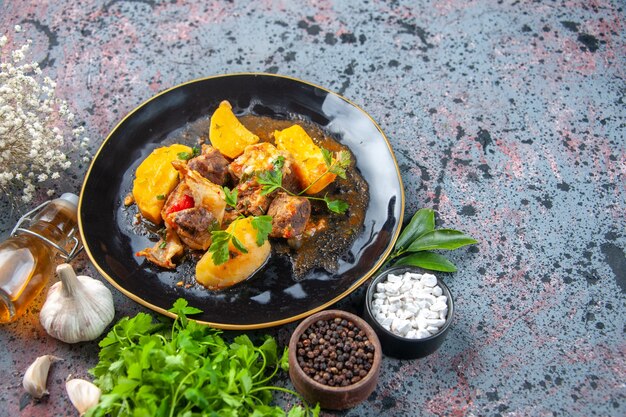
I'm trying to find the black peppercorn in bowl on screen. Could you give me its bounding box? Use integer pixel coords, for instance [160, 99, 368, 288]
[363, 266, 455, 359]
[288, 309, 382, 410]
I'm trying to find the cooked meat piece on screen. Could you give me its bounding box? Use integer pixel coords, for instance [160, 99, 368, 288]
[170, 206, 216, 250]
[136, 227, 184, 269]
[281, 164, 301, 194]
[187, 144, 230, 185]
[172, 160, 226, 224]
[229, 142, 301, 193]
[235, 178, 272, 216]
[267, 192, 311, 239]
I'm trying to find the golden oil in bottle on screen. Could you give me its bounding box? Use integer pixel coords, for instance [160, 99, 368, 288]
[0, 193, 78, 323]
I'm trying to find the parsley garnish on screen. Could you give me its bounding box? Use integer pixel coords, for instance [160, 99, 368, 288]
[208, 230, 233, 265]
[328, 150, 350, 179]
[258, 151, 351, 214]
[156, 194, 165, 200]
[206, 219, 220, 232]
[251, 215, 273, 246]
[208, 216, 273, 266]
[257, 168, 283, 195]
[273, 155, 285, 170]
[87, 299, 319, 417]
[177, 146, 201, 161]
[324, 196, 349, 214]
[223, 186, 238, 208]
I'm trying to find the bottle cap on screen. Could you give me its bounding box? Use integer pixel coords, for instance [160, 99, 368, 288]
[59, 193, 79, 210]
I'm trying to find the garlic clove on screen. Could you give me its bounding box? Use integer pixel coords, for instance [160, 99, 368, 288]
[40, 263, 115, 343]
[66, 378, 101, 416]
[22, 355, 62, 399]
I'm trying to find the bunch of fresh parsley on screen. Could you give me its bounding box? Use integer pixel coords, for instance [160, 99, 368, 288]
[86, 299, 319, 417]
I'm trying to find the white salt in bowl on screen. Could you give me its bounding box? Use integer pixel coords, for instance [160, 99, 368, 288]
[362, 266, 455, 359]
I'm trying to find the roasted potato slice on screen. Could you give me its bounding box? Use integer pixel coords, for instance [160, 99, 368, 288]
[132, 144, 192, 224]
[274, 124, 336, 194]
[195, 217, 271, 290]
[209, 100, 259, 159]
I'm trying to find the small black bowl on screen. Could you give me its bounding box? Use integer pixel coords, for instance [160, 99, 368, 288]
[363, 266, 454, 359]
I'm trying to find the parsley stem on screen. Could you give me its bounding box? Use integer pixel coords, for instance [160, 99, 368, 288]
[169, 369, 199, 417]
[303, 195, 329, 203]
[249, 385, 301, 398]
[254, 361, 280, 387]
[249, 385, 315, 414]
[119, 398, 130, 417]
[251, 348, 268, 381]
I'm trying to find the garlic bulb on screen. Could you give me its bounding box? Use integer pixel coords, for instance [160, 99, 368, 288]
[66, 378, 101, 416]
[22, 355, 62, 398]
[40, 263, 115, 343]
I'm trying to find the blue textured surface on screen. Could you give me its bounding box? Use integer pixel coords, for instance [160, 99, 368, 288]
[0, 1, 624, 416]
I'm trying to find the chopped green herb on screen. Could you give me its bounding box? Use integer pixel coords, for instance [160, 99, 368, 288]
[86, 299, 318, 417]
[328, 150, 351, 179]
[223, 186, 238, 208]
[208, 215, 273, 266]
[251, 215, 273, 246]
[258, 169, 283, 196]
[324, 196, 349, 214]
[231, 235, 248, 254]
[321, 148, 333, 167]
[209, 230, 232, 265]
[273, 155, 286, 171]
[206, 219, 220, 232]
[158, 241, 167, 249]
[177, 146, 201, 161]
[155, 194, 165, 200]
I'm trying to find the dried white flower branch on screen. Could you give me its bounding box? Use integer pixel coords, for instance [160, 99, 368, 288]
[0, 25, 90, 203]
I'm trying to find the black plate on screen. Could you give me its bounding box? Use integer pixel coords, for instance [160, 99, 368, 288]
[79, 73, 404, 329]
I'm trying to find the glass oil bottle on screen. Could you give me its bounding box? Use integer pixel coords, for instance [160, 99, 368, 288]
[0, 193, 81, 323]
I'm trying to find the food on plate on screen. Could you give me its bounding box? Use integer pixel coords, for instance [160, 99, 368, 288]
[267, 192, 311, 239]
[186, 144, 230, 185]
[228, 142, 301, 216]
[164, 160, 226, 250]
[136, 227, 183, 269]
[274, 124, 337, 194]
[195, 217, 271, 290]
[131, 100, 368, 290]
[132, 143, 192, 224]
[209, 100, 259, 158]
